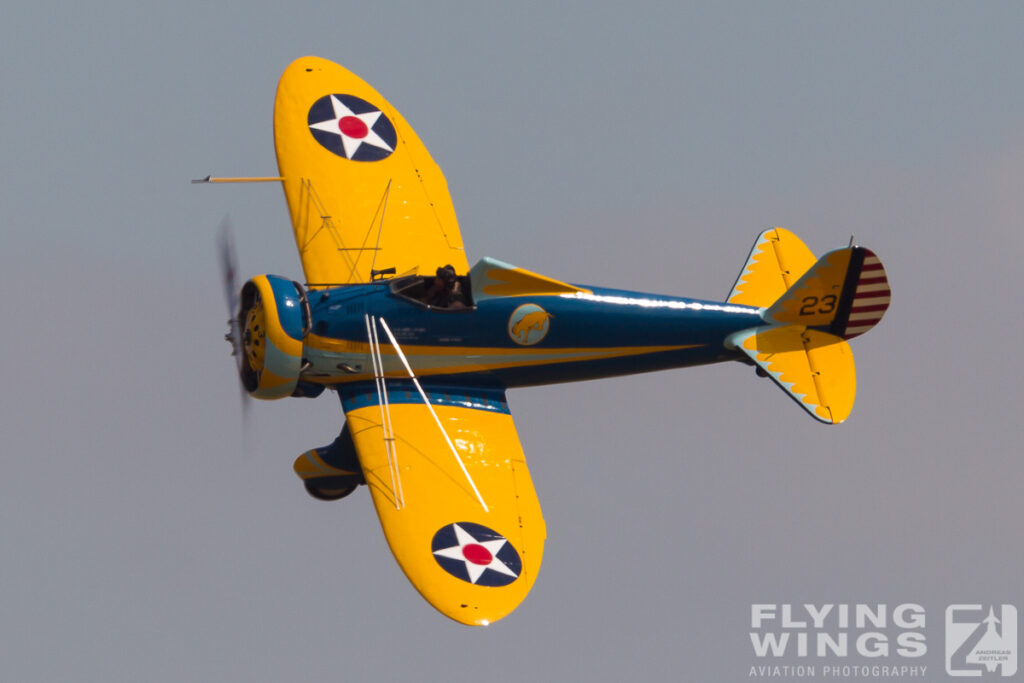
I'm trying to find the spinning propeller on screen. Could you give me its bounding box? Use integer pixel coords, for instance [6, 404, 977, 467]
[217, 216, 251, 419]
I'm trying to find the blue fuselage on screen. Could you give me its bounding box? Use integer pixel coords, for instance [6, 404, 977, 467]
[297, 278, 763, 390]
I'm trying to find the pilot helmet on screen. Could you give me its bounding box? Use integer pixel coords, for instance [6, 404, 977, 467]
[436, 265, 457, 285]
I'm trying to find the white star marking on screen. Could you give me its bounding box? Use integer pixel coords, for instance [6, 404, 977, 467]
[433, 523, 519, 584]
[308, 95, 393, 158]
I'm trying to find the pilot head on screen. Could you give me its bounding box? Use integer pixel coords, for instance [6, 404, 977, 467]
[436, 265, 457, 286]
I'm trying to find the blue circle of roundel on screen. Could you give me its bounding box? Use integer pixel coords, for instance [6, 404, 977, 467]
[431, 522, 522, 587]
[508, 303, 552, 346]
[307, 94, 397, 162]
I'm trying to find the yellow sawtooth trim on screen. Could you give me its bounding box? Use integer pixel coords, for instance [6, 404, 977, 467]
[346, 402, 545, 626]
[275, 56, 468, 285]
[728, 227, 816, 307]
[742, 326, 856, 423]
[479, 265, 590, 298]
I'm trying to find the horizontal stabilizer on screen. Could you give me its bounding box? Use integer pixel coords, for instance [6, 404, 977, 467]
[728, 228, 816, 307]
[729, 325, 856, 424]
[469, 257, 591, 303]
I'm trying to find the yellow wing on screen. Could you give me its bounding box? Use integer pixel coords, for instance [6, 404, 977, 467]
[274, 57, 468, 285]
[342, 391, 545, 626]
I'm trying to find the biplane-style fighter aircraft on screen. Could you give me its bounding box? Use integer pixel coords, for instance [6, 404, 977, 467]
[200, 57, 890, 626]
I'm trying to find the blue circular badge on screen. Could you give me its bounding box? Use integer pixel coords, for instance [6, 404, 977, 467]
[507, 304, 552, 346]
[431, 522, 522, 587]
[307, 94, 397, 161]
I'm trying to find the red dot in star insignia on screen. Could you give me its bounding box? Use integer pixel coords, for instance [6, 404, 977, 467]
[462, 544, 493, 566]
[338, 116, 369, 138]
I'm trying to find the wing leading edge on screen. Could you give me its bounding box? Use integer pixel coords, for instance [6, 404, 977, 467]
[274, 57, 468, 285]
[339, 385, 546, 626]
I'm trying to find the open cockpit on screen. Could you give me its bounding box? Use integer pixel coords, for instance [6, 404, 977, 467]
[389, 266, 474, 311]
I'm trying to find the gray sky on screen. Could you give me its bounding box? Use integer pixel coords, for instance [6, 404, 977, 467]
[2, 2, 1022, 681]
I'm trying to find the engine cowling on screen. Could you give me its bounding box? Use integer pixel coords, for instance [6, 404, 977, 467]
[238, 274, 307, 400]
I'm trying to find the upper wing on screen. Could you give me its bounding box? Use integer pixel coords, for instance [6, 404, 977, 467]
[274, 57, 468, 285]
[340, 386, 545, 626]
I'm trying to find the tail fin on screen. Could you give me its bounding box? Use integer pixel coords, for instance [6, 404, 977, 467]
[765, 246, 891, 339]
[728, 235, 891, 424]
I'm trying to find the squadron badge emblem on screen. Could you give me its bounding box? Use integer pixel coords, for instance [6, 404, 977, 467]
[508, 304, 552, 346]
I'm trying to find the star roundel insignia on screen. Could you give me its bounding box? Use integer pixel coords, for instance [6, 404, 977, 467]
[431, 522, 522, 587]
[307, 94, 397, 161]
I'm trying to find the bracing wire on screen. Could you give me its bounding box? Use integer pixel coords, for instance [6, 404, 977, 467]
[365, 314, 403, 509]
[376, 317, 489, 513]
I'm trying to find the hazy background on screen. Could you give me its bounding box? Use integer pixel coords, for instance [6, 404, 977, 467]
[2, 2, 1021, 680]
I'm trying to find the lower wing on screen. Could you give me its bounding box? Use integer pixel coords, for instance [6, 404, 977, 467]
[340, 384, 546, 625]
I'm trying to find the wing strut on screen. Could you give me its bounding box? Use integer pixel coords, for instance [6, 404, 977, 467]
[191, 175, 284, 183]
[364, 314, 405, 509]
[374, 316, 489, 513]
[366, 180, 392, 281]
